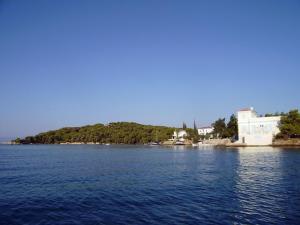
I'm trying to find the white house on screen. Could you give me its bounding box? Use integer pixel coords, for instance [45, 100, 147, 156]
[198, 127, 214, 136]
[171, 130, 187, 142]
[237, 107, 281, 145]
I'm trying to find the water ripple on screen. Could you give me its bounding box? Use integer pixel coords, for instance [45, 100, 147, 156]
[0, 145, 300, 224]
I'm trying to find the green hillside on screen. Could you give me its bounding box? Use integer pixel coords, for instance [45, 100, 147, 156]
[14, 122, 177, 144]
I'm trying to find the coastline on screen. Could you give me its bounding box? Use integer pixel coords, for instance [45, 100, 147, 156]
[6, 140, 300, 148]
[225, 139, 300, 147]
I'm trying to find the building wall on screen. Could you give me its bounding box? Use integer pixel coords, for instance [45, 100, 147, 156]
[198, 127, 214, 136]
[171, 130, 187, 141]
[237, 109, 281, 145]
[178, 130, 187, 138]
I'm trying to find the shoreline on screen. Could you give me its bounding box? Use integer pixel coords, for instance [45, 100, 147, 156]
[5, 142, 300, 148]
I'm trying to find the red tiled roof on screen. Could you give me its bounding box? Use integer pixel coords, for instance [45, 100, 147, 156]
[238, 108, 252, 112]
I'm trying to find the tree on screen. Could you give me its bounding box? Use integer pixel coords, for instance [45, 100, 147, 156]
[278, 109, 300, 138]
[13, 122, 176, 145]
[14, 138, 21, 144]
[191, 120, 200, 143]
[212, 118, 227, 138]
[193, 120, 197, 132]
[226, 114, 238, 139]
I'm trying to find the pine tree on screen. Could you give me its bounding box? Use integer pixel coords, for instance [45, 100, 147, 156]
[193, 120, 197, 132]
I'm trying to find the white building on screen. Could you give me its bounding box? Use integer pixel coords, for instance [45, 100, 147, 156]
[198, 127, 214, 136]
[237, 107, 281, 145]
[171, 130, 187, 142]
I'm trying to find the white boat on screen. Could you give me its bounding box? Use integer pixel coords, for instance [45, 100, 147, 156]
[148, 142, 160, 146]
[174, 141, 185, 145]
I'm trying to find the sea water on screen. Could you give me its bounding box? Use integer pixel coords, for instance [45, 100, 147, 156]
[0, 144, 299, 225]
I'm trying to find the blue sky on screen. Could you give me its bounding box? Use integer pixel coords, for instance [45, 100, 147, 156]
[0, 0, 299, 139]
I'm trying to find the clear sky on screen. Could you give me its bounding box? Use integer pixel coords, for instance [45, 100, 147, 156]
[0, 0, 299, 139]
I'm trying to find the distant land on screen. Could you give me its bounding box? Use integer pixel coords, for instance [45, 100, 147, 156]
[10, 109, 300, 146]
[0, 137, 14, 143]
[12, 122, 185, 145]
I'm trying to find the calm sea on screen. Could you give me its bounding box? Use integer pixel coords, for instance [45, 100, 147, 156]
[0, 145, 300, 225]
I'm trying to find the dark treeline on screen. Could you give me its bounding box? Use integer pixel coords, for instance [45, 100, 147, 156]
[211, 114, 238, 139]
[14, 122, 175, 144]
[277, 109, 300, 139]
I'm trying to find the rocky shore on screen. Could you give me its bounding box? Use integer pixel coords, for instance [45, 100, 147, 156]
[272, 138, 300, 147]
[226, 138, 300, 147]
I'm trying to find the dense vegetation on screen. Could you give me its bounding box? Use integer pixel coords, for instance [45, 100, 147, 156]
[14, 109, 299, 145]
[14, 122, 176, 144]
[211, 114, 238, 139]
[277, 109, 300, 138]
[265, 112, 286, 117]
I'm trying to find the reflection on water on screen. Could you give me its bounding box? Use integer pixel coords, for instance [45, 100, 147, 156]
[233, 147, 300, 223]
[0, 145, 299, 225]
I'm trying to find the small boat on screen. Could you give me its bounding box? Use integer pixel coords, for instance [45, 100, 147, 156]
[174, 141, 185, 145]
[148, 130, 160, 146]
[105, 143, 111, 146]
[148, 142, 160, 146]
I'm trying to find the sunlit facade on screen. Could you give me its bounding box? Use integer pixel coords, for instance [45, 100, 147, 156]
[237, 107, 281, 145]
